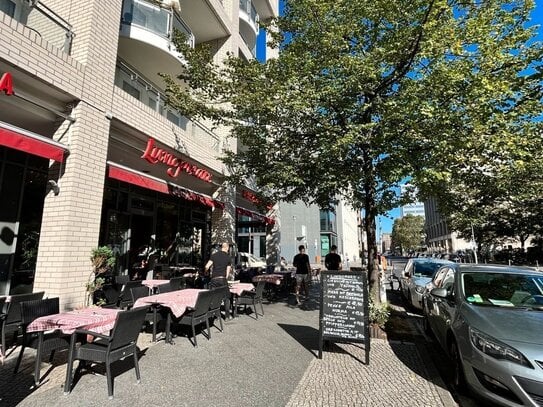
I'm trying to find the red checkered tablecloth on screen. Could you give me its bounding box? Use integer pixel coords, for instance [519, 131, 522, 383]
[142, 279, 170, 289]
[229, 283, 255, 296]
[252, 274, 283, 285]
[26, 307, 120, 335]
[133, 288, 204, 318]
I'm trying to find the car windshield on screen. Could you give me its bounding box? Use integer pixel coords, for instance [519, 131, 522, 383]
[413, 262, 441, 277]
[462, 272, 543, 309]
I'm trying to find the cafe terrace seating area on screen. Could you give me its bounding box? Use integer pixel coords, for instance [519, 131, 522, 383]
[0, 270, 301, 399]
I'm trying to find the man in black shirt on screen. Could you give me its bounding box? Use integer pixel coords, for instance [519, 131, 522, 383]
[293, 245, 310, 305]
[324, 245, 342, 270]
[204, 242, 232, 318]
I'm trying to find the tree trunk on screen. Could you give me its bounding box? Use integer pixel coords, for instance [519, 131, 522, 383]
[362, 156, 380, 303]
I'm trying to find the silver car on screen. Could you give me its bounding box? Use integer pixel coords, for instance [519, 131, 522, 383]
[423, 264, 543, 406]
[400, 258, 454, 310]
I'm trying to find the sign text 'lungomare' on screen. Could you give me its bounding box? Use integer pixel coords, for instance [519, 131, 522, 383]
[141, 138, 212, 182]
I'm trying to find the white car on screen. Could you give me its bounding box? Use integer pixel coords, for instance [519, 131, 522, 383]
[400, 257, 455, 310]
[239, 252, 266, 271]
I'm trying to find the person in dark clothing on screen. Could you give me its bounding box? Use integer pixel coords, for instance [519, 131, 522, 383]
[204, 242, 232, 318]
[293, 245, 310, 305]
[324, 245, 342, 270]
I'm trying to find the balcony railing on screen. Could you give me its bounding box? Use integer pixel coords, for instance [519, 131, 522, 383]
[1, 0, 74, 54]
[115, 60, 221, 153]
[239, 0, 259, 32]
[121, 0, 194, 49]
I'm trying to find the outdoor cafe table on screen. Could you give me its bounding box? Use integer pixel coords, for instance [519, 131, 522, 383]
[228, 282, 254, 296]
[142, 279, 169, 294]
[133, 289, 205, 343]
[27, 307, 120, 335]
[228, 283, 255, 318]
[252, 274, 283, 285]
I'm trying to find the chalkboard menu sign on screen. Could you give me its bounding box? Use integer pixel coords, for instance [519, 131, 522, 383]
[319, 270, 370, 362]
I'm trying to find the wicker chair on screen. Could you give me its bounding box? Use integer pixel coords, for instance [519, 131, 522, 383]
[207, 286, 228, 333]
[13, 297, 70, 385]
[170, 290, 213, 347]
[157, 283, 175, 294]
[1, 291, 45, 357]
[169, 277, 185, 290]
[63, 306, 148, 399]
[235, 281, 265, 319]
[130, 286, 165, 342]
[117, 281, 142, 309]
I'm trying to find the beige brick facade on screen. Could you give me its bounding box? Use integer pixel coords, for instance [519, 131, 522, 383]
[0, 0, 278, 306]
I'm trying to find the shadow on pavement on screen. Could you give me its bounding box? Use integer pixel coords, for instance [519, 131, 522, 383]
[385, 287, 454, 395]
[278, 323, 319, 358]
[1, 350, 69, 406]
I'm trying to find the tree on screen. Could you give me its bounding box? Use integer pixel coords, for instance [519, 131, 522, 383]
[162, 0, 543, 301]
[391, 215, 426, 255]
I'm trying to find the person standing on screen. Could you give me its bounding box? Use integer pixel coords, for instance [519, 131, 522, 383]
[204, 242, 232, 318]
[324, 245, 342, 270]
[293, 245, 310, 305]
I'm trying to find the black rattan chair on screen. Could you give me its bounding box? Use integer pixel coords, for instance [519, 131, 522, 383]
[157, 283, 175, 294]
[169, 277, 185, 290]
[130, 286, 165, 342]
[171, 290, 213, 347]
[63, 306, 148, 399]
[13, 297, 70, 385]
[235, 281, 265, 319]
[117, 281, 142, 309]
[1, 291, 45, 357]
[208, 287, 227, 333]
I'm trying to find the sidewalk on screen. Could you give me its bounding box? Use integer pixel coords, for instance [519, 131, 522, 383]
[1, 282, 457, 407]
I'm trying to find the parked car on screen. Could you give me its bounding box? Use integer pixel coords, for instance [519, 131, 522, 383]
[423, 263, 543, 406]
[400, 258, 454, 310]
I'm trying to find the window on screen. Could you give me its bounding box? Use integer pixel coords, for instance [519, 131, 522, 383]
[0, 0, 16, 18]
[122, 81, 140, 100]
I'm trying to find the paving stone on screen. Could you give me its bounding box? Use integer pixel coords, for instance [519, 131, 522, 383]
[0, 283, 457, 407]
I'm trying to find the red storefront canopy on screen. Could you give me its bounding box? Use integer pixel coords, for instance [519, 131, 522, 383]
[236, 207, 276, 225]
[107, 162, 222, 209]
[0, 121, 68, 162]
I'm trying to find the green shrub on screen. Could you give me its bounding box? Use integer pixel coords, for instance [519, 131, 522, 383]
[369, 298, 390, 328]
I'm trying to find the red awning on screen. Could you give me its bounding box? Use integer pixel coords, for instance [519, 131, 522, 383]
[108, 164, 169, 194]
[107, 162, 222, 209]
[0, 121, 68, 162]
[236, 207, 276, 225]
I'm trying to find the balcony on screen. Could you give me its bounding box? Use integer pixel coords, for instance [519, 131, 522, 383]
[178, 0, 230, 44]
[1, 0, 73, 54]
[118, 0, 195, 86]
[252, 0, 278, 21]
[114, 60, 221, 153]
[239, 0, 259, 52]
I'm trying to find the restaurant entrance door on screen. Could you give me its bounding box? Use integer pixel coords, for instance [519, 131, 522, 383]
[129, 213, 155, 280]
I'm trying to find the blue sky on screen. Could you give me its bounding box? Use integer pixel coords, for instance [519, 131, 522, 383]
[257, 1, 543, 233]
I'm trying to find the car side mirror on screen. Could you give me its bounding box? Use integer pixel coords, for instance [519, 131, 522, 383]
[430, 287, 448, 298]
[403, 271, 410, 278]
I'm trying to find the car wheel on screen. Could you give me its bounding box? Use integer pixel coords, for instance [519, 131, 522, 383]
[449, 339, 467, 394]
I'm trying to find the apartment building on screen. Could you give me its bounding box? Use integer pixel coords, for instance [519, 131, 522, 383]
[277, 201, 361, 268]
[0, 0, 279, 308]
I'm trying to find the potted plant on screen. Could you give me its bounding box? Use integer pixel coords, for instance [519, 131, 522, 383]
[86, 246, 116, 306]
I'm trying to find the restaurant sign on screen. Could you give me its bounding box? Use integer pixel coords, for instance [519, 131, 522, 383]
[141, 138, 212, 182]
[0, 72, 13, 95]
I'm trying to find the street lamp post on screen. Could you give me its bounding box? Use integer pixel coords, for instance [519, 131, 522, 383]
[292, 215, 297, 253]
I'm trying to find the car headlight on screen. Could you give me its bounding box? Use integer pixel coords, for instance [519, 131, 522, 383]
[415, 286, 426, 294]
[469, 327, 532, 368]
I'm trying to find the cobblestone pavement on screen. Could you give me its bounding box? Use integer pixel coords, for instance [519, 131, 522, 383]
[1, 279, 457, 407]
